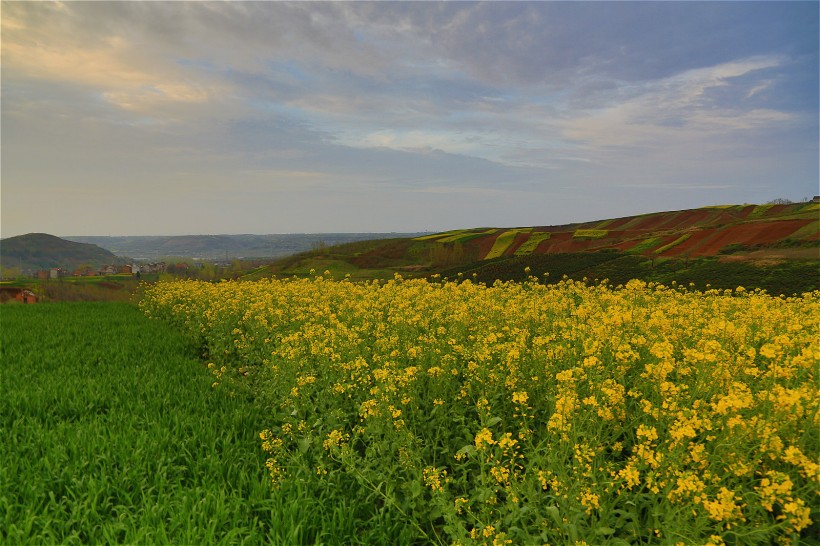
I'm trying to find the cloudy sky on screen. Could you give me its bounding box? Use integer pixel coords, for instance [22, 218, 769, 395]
[2, 1, 818, 237]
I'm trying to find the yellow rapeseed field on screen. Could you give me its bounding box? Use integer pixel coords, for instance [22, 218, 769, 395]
[141, 275, 819, 545]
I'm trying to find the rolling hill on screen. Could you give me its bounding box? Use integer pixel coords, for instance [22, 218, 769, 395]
[0, 233, 120, 272]
[256, 203, 819, 294]
[416, 202, 818, 260]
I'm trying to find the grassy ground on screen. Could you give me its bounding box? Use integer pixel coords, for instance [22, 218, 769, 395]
[0, 302, 412, 545]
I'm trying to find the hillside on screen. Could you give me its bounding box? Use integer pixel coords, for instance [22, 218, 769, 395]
[415, 202, 818, 260]
[0, 233, 120, 272]
[256, 203, 819, 294]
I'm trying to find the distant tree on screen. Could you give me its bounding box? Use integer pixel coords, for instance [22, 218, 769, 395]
[766, 198, 793, 205]
[199, 262, 217, 280]
[0, 266, 21, 280]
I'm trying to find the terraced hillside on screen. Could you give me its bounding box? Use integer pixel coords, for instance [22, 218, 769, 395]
[254, 203, 818, 294]
[418, 203, 818, 260]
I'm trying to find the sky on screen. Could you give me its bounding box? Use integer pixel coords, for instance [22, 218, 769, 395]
[1, 1, 818, 237]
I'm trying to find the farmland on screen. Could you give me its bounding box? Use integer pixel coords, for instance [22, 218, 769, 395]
[139, 276, 820, 544]
[252, 203, 818, 295]
[1, 303, 404, 544]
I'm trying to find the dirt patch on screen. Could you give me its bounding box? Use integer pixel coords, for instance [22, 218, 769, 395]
[543, 234, 601, 253]
[734, 205, 756, 219]
[473, 233, 500, 260]
[717, 255, 749, 263]
[601, 216, 635, 230]
[661, 230, 714, 257]
[692, 220, 811, 256]
[760, 204, 792, 217]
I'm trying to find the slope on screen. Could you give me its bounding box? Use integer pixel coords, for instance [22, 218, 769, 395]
[0, 233, 120, 272]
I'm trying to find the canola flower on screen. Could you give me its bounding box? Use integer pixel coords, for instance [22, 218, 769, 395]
[140, 275, 819, 544]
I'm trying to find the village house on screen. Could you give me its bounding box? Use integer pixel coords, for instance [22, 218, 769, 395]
[16, 289, 37, 304]
[0, 287, 37, 304]
[73, 267, 98, 277]
[136, 262, 166, 274]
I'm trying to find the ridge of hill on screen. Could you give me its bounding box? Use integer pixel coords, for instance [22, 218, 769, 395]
[0, 233, 120, 272]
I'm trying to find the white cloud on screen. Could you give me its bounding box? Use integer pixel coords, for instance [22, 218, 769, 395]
[562, 57, 793, 150]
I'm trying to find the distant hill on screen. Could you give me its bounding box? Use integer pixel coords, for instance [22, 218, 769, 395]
[0, 233, 120, 272]
[255, 203, 819, 294]
[414, 202, 818, 261]
[64, 233, 429, 261]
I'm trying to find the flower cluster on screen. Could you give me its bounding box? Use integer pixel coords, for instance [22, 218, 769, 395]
[141, 275, 819, 544]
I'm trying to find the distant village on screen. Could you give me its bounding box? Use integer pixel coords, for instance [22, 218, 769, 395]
[36, 262, 167, 279]
[0, 262, 170, 304]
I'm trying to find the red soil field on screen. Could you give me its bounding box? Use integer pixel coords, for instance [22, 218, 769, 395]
[613, 239, 641, 252]
[665, 219, 812, 257]
[734, 205, 756, 219]
[759, 204, 792, 217]
[601, 216, 635, 230]
[473, 233, 500, 259]
[628, 210, 709, 231]
[660, 230, 718, 257]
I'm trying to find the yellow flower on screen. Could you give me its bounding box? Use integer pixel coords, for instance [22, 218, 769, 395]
[511, 390, 529, 405]
[474, 427, 495, 450]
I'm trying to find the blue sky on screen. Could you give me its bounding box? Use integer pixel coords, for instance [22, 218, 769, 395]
[2, 1, 817, 237]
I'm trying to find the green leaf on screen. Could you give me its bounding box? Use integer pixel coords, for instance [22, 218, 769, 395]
[545, 505, 561, 526]
[455, 445, 477, 458]
[408, 480, 423, 499]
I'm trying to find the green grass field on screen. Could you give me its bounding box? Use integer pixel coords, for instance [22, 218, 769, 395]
[0, 303, 415, 545]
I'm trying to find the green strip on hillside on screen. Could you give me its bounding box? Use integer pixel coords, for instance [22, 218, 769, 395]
[749, 204, 775, 218]
[414, 230, 468, 241]
[654, 233, 691, 254]
[627, 236, 662, 254]
[437, 228, 498, 244]
[514, 232, 552, 256]
[573, 229, 608, 239]
[484, 230, 528, 260]
[788, 219, 819, 240]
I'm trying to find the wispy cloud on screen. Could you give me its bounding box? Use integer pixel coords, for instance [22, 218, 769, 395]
[562, 57, 796, 153]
